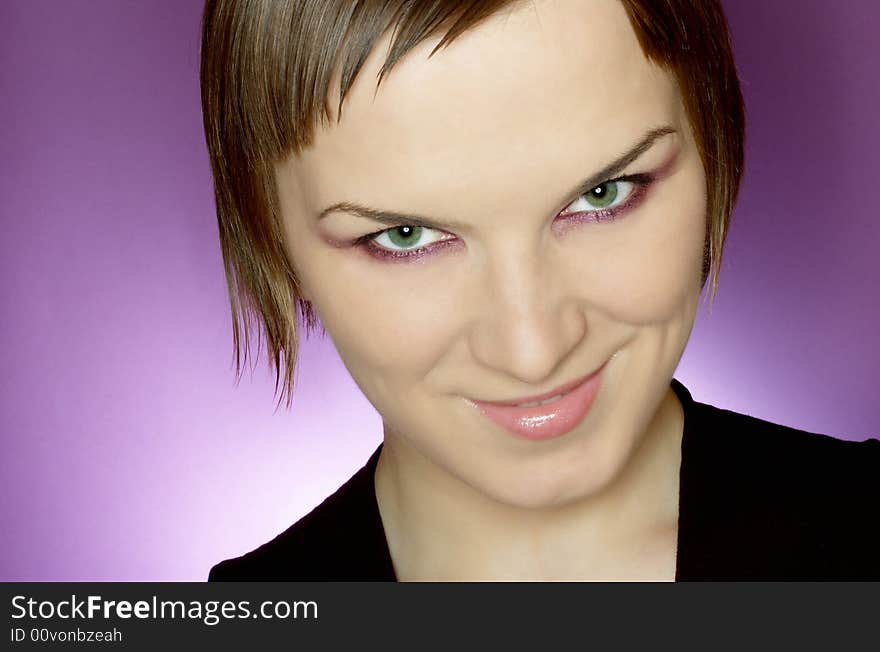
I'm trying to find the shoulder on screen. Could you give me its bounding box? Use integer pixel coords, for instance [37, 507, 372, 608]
[208, 444, 394, 581]
[680, 398, 880, 579]
[689, 400, 879, 483]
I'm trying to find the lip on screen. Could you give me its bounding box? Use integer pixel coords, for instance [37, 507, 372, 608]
[468, 363, 606, 441]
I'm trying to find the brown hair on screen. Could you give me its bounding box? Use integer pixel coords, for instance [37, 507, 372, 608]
[200, 0, 745, 409]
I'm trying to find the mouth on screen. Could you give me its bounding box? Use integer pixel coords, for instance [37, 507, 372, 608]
[477, 371, 600, 408]
[467, 362, 607, 441]
[515, 393, 567, 408]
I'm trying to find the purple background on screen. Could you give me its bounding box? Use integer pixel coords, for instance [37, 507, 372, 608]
[1, 1, 877, 581]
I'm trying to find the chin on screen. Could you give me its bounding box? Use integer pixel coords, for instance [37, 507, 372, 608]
[470, 453, 625, 512]
[480, 481, 603, 512]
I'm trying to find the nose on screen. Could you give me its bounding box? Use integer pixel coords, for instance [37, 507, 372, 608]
[467, 245, 588, 386]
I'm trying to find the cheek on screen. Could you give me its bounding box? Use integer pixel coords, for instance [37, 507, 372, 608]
[295, 247, 460, 385]
[575, 170, 707, 324]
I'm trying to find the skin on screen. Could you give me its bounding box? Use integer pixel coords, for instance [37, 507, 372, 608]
[274, 0, 707, 580]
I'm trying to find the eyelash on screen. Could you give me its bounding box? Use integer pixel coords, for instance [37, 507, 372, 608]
[352, 172, 655, 262]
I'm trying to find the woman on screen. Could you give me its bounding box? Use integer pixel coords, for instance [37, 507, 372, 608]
[201, 0, 879, 581]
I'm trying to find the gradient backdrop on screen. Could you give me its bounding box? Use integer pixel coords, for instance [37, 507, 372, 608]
[1, 1, 878, 581]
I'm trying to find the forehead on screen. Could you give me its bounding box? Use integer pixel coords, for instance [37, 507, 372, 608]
[286, 0, 683, 218]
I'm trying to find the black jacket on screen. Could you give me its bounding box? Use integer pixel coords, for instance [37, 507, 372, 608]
[209, 379, 880, 581]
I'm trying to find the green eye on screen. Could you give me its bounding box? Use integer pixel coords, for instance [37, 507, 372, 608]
[584, 181, 618, 208]
[387, 225, 423, 248]
[367, 223, 453, 256]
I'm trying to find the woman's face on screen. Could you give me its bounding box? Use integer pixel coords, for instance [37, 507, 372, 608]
[275, 0, 707, 509]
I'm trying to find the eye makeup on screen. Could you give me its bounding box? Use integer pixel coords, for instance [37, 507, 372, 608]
[352, 230, 462, 263]
[347, 171, 658, 263]
[552, 172, 654, 236]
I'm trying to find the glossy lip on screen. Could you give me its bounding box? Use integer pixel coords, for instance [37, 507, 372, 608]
[467, 362, 607, 441]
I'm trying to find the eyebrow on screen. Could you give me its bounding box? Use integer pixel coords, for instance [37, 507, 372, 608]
[315, 125, 677, 231]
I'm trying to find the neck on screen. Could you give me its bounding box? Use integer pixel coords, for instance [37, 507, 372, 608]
[374, 385, 685, 581]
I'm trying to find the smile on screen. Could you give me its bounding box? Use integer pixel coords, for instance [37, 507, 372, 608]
[468, 362, 606, 441]
[516, 393, 566, 408]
